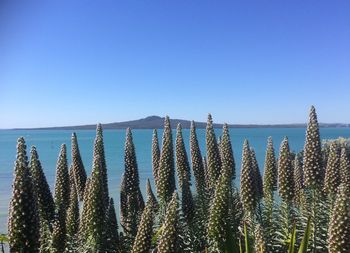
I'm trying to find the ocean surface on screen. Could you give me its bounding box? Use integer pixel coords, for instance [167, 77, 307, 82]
[1, 127, 350, 233]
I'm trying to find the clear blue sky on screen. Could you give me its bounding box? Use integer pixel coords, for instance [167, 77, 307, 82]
[1, 1, 349, 128]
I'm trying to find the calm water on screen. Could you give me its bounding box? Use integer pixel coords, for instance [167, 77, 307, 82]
[1, 127, 349, 232]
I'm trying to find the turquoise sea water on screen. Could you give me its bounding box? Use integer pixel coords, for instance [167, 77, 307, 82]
[1, 127, 350, 233]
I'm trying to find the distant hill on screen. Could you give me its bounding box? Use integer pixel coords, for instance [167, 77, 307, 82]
[12, 116, 350, 130]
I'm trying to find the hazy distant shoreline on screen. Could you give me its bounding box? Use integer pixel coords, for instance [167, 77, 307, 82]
[7, 116, 350, 130]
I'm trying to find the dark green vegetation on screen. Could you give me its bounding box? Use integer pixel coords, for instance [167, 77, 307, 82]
[6, 107, 350, 252]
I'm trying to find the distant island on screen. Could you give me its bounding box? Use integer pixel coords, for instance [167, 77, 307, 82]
[12, 115, 350, 130]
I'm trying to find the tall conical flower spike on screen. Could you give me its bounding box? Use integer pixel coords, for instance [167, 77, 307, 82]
[251, 148, 263, 200]
[175, 123, 191, 186]
[303, 106, 324, 189]
[146, 178, 159, 212]
[66, 176, 80, 238]
[94, 123, 109, 208]
[293, 156, 304, 206]
[324, 142, 340, 194]
[175, 123, 194, 223]
[157, 192, 180, 253]
[340, 148, 350, 189]
[105, 198, 120, 252]
[152, 129, 161, 192]
[190, 121, 207, 199]
[71, 132, 87, 200]
[8, 138, 40, 252]
[328, 185, 350, 252]
[29, 146, 55, 223]
[52, 144, 70, 251]
[80, 153, 107, 251]
[220, 123, 236, 180]
[277, 137, 294, 202]
[240, 140, 256, 213]
[157, 116, 176, 204]
[131, 201, 154, 253]
[207, 173, 231, 251]
[206, 114, 222, 190]
[263, 137, 277, 198]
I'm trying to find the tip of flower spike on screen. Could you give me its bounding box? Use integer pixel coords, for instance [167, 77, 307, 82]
[207, 113, 213, 122]
[60, 144, 67, 153]
[176, 123, 182, 130]
[164, 116, 171, 126]
[17, 136, 25, 143]
[243, 139, 249, 147]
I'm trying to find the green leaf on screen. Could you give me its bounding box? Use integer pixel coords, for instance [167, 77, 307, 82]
[298, 217, 312, 253]
[287, 223, 297, 253]
[239, 237, 243, 253]
[0, 234, 8, 243]
[244, 222, 250, 253]
[151, 225, 163, 246]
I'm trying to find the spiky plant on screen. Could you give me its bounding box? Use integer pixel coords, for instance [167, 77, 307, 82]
[206, 114, 222, 190]
[190, 123, 209, 251]
[299, 107, 329, 252]
[52, 144, 70, 252]
[203, 156, 210, 191]
[105, 198, 120, 253]
[66, 176, 80, 240]
[228, 188, 243, 249]
[190, 121, 208, 200]
[208, 173, 237, 252]
[263, 137, 277, 199]
[328, 185, 350, 253]
[29, 146, 55, 224]
[8, 137, 40, 253]
[254, 224, 267, 253]
[272, 138, 295, 252]
[175, 123, 194, 224]
[51, 215, 67, 253]
[80, 153, 107, 251]
[217, 135, 222, 156]
[119, 174, 128, 235]
[79, 178, 91, 242]
[71, 132, 87, 200]
[240, 140, 257, 215]
[261, 139, 278, 252]
[340, 147, 350, 188]
[146, 178, 159, 212]
[251, 148, 263, 201]
[323, 142, 340, 195]
[131, 201, 154, 253]
[277, 137, 294, 203]
[94, 123, 109, 207]
[65, 178, 80, 252]
[157, 192, 180, 253]
[175, 123, 191, 185]
[303, 106, 324, 189]
[120, 128, 145, 246]
[157, 116, 176, 204]
[152, 129, 161, 191]
[39, 218, 52, 253]
[54, 144, 70, 211]
[293, 156, 304, 207]
[220, 123, 235, 180]
[124, 128, 145, 210]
